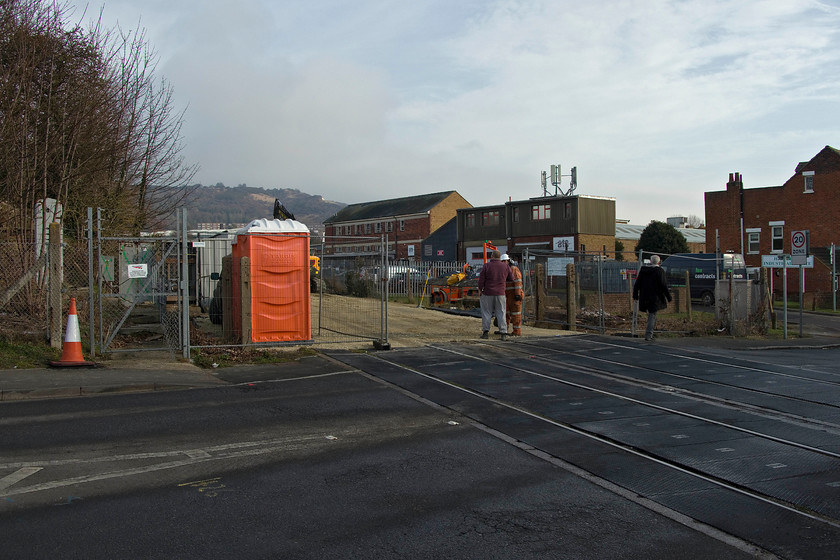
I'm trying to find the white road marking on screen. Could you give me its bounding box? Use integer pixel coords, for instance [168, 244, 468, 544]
[0, 467, 43, 490]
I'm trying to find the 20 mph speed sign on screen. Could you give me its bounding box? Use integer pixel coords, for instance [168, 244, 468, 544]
[791, 230, 808, 265]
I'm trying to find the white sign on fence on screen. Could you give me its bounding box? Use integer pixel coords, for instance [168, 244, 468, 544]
[127, 263, 149, 278]
[547, 257, 575, 276]
[761, 255, 813, 268]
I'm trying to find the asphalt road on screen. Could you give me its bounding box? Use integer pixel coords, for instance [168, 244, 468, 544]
[1, 356, 760, 560]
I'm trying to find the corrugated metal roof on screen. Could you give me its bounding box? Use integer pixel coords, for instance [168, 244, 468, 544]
[616, 224, 706, 243]
[324, 191, 459, 223]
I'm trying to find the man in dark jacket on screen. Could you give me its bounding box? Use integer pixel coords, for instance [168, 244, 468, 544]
[478, 250, 514, 340]
[632, 255, 672, 341]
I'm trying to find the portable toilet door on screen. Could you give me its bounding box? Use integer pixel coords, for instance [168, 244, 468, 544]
[231, 218, 311, 342]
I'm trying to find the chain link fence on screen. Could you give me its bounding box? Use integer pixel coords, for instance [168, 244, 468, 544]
[521, 249, 770, 336]
[0, 240, 50, 337]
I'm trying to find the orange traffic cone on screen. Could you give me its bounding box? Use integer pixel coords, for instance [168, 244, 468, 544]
[50, 298, 94, 367]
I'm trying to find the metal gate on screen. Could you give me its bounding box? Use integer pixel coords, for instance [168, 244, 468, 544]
[90, 208, 189, 357]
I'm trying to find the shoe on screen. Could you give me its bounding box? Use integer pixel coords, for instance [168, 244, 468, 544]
[493, 330, 501, 335]
[500, 334, 508, 341]
[644, 335, 654, 341]
[480, 331, 489, 339]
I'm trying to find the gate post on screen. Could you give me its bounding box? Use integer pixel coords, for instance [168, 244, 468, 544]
[221, 255, 234, 341]
[180, 207, 190, 359]
[87, 208, 96, 356]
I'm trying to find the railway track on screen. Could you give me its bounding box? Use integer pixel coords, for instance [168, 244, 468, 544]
[330, 335, 840, 559]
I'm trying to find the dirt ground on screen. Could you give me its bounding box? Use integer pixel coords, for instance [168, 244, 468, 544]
[375, 301, 576, 349]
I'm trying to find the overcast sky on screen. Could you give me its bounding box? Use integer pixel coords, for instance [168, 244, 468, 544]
[87, 0, 840, 225]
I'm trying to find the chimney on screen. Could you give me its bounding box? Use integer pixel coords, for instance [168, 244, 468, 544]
[726, 172, 743, 191]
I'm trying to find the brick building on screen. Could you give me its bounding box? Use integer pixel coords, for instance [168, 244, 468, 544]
[705, 145, 840, 299]
[323, 191, 471, 261]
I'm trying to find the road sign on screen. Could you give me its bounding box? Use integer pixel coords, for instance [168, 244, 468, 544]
[761, 255, 813, 268]
[791, 230, 808, 265]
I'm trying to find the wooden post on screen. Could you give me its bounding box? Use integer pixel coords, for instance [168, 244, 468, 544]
[763, 267, 776, 329]
[685, 270, 692, 321]
[240, 256, 251, 344]
[49, 222, 62, 348]
[534, 263, 545, 324]
[566, 263, 577, 331]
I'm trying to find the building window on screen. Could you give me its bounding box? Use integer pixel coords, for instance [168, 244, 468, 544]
[803, 171, 814, 193]
[531, 204, 551, 220]
[746, 229, 760, 254]
[386, 222, 393, 232]
[482, 211, 500, 226]
[365, 223, 371, 234]
[466, 213, 475, 228]
[399, 220, 405, 231]
[770, 222, 784, 253]
[375, 223, 382, 233]
[512, 207, 519, 223]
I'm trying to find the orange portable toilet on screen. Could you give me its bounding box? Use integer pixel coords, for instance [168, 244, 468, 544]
[231, 218, 311, 342]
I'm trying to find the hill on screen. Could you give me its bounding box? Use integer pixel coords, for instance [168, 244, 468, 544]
[185, 184, 346, 232]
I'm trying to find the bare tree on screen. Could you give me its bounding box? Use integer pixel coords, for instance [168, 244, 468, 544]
[0, 0, 197, 241]
[686, 214, 705, 229]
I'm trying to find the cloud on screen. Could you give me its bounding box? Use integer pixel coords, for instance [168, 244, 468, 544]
[92, 0, 840, 223]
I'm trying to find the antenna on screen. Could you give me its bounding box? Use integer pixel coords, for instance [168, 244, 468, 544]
[539, 164, 578, 196]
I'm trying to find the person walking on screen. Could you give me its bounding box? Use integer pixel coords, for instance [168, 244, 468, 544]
[479, 250, 513, 340]
[632, 254, 672, 341]
[502, 255, 524, 336]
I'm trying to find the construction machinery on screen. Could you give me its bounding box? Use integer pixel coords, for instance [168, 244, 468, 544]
[427, 241, 498, 306]
[428, 263, 479, 306]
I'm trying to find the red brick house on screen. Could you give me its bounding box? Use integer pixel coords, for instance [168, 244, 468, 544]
[323, 191, 471, 261]
[705, 145, 840, 301]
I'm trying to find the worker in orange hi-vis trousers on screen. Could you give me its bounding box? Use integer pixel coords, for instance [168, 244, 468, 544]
[501, 254, 524, 336]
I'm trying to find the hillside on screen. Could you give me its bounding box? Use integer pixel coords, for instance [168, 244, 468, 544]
[185, 184, 346, 231]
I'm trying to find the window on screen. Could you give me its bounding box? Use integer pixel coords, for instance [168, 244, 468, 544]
[770, 222, 784, 253]
[375, 222, 382, 233]
[531, 204, 551, 220]
[399, 220, 405, 231]
[466, 214, 475, 228]
[482, 211, 500, 226]
[746, 229, 760, 254]
[803, 171, 814, 193]
[365, 223, 371, 234]
[512, 207, 519, 223]
[386, 222, 393, 232]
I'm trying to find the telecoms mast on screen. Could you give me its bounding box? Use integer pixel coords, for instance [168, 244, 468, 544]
[541, 164, 577, 196]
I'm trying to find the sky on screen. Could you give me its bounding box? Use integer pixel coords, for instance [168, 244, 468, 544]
[84, 0, 840, 225]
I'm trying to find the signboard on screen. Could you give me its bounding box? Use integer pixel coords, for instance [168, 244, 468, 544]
[407, 245, 415, 257]
[761, 255, 813, 268]
[192, 241, 206, 248]
[791, 230, 808, 265]
[127, 263, 149, 279]
[547, 257, 575, 276]
[436, 249, 444, 256]
[552, 236, 574, 253]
